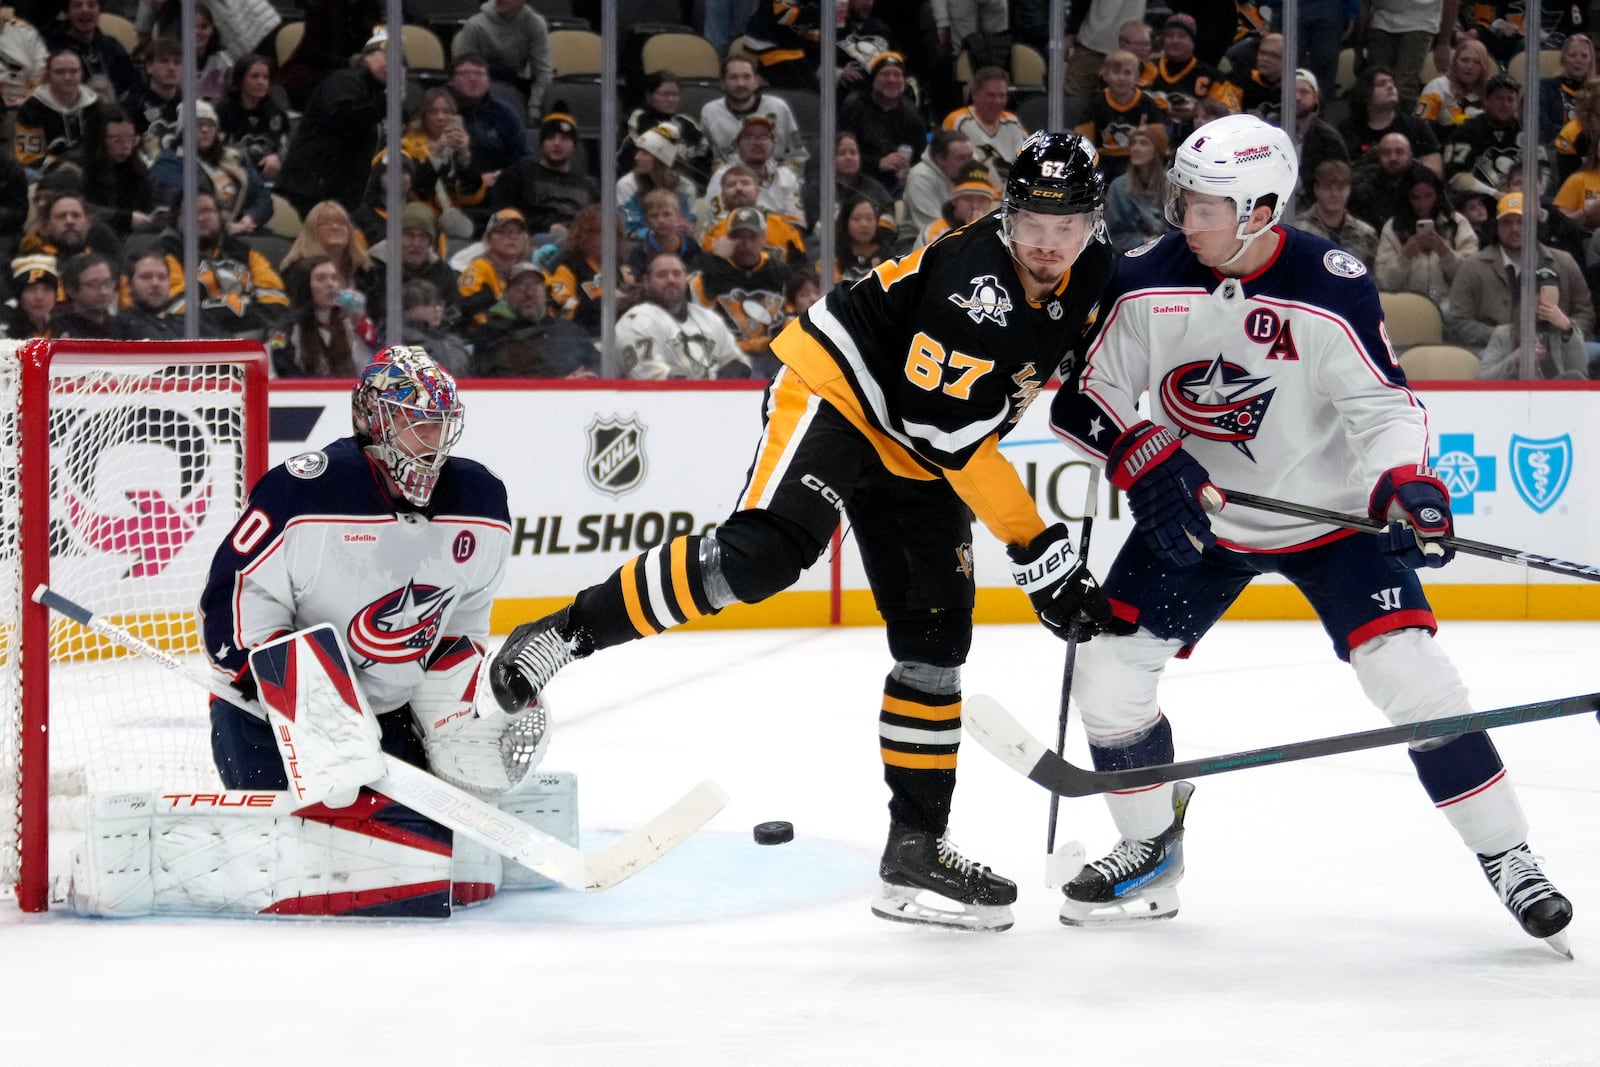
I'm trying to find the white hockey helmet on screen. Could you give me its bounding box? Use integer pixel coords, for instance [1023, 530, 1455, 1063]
[1165, 114, 1298, 257]
[352, 345, 464, 507]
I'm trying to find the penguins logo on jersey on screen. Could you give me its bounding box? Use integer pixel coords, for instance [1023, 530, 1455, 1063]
[1158, 355, 1276, 459]
[948, 274, 1013, 325]
[347, 581, 455, 666]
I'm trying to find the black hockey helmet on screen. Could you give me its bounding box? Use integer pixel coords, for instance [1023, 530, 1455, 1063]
[1004, 131, 1105, 216]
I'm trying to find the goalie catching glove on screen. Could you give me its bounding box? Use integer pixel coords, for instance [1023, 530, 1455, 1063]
[1008, 523, 1113, 640]
[1106, 421, 1222, 567]
[1370, 464, 1455, 570]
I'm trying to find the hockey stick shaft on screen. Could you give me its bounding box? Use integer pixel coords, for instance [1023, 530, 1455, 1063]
[32, 583, 726, 891]
[1221, 488, 1600, 582]
[964, 689, 1600, 797]
[1046, 467, 1100, 853]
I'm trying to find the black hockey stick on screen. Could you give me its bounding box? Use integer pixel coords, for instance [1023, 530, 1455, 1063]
[965, 689, 1600, 797]
[1221, 488, 1600, 583]
[1046, 468, 1099, 856]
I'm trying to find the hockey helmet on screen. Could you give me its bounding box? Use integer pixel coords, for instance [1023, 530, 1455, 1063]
[1002, 131, 1105, 258]
[1165, 114, 1297, 253]
[352, 345, 464, 507]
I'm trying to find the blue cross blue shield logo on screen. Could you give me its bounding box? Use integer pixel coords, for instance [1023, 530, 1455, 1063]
[1509, 435, 1572, 514]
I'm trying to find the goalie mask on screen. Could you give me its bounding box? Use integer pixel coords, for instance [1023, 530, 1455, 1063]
[352, 345, 464, 507]
[1000, 131, 1106, 261]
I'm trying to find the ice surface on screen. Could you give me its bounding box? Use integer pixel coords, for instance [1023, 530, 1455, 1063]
[4, 621, 1599, 1066]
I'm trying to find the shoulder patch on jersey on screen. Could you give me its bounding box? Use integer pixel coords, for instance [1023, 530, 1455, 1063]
[285, 450, 329, 479]
[1323, 248, 1367, 278]
[1124, 237, 1160, 258]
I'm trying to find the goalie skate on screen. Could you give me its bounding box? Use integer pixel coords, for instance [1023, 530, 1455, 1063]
[1478, 842, 1575, 959]
[871, 827, 1017, 932]
[1060, 780, 1195, 927]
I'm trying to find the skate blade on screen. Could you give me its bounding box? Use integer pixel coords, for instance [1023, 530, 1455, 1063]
[1059, 885, 1180, 927]
[871, 884, 1014, 932]
[1544, 931, 1574, 960]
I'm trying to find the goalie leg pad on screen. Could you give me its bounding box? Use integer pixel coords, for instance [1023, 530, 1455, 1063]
[497, 771, 580, 891]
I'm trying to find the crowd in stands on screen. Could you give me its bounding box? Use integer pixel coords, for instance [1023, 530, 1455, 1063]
[0, 0, 1597, 381]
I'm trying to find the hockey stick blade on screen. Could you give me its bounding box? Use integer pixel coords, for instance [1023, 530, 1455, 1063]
[965, 691, 1600, 797]
[32, 583, 727, 893]
[1221, 488, 1600, 582]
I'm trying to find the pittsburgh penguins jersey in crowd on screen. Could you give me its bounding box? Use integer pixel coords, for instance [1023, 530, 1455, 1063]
[200, 437, 512, 714]
[1051, 227, 1429, 552]
[772, 210, 1115, 547]
[1075, 88, 1167, 179]
[1140, 56, 1217, 110]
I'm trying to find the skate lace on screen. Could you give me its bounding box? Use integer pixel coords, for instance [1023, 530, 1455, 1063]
[1484, 846, 1559, 913]
[1090, 837, 1155, 880]
[511, 630, 573, 689]
[935, 837, 985, 877]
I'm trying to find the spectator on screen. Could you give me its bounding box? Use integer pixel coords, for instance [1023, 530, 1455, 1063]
[801, 130, 895, 229]
[274, 28, 388, 219]
[117, 248, 181, 339]
[143, 2, 231, 101]
[1289, 70, 1349, 202]
[1340, 66, 1443, 172]
[160, 189, 286, 338]
[216, 53, 289, 183]
[266, 253, 376, 378]
[1351, 130, 1419, 227]
[1478, 316, 1589, 378]
[149, 99, 270, 236]
[546, 202, 635, 334]
[1118, 18, 1154, 70]
[1077, 50, 1168, 182]
[1553, 131, 1600, 235]
[628, 188, 704, 279]
[702, 166, 808, 266]
[703, 0, 757, 57]
[916, 160, 998, 248]
[18, 189, 120, 268]
[707, 115, 804, 227]
[1142, 13, 1219, 140]
[839, 52, 927, 196]
[831, 196, 896, 282]
[135, 0, 282, 65]
[79, 106, 156, 238]
[1358, 0, 1458, 105]
[1210, 31, 1283, 118]
[458, 206, 531, 327]
[471, 262, 599, 378]
[450, 0, 552, 121]
[836, 0, 896, 94]
[43, 0, 137, 100]
[901, 129, 974, 240]
[617, 250, 749, 380]
[49, 249, 121, 338]
[280, 200, 377, 310]
[123, 34, 183, 161]
[492, 110, 599, 239]
[1554, 76, 1600, 188]
[397, 279, 472, 379]
[691, 205, 791, 374]
[0, 150, 31, 265]
[618, 124, 700, 240]
[742, 0, 821, 91]
[446, 53, 530, 180]
[368, 202, 459, 329]
[1299, 158, 1380, 267]
[623, 71, 712, 187]
[272, 0, 383, 110]
[0, 15, 47, 118]
[1443, 71, 1522, 185]
[12, 48, 100, 175]
[1, 254, 58, 338]
[350, 152, 417, 248]
[783, 267, 821, 322]
[1104, 124, 1173, 253]
[700, 55, 809, 178]
[1446, 191, 1594, 348]
[401, 88, 488, 232]
[1542, 34, 1595, 149]
[942, 67, 1026, 189]
[1063, 0, 1150, 106]
[1417, 38, 1493, 131]
[1376, 163, 1478, 307]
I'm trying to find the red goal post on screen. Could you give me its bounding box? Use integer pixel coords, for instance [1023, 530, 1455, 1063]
[0, 339, 268, 911]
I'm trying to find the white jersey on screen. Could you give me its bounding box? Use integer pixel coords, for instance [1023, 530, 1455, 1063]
[200, 437, 512, 713]
[616, 300, 749, 379]
[699, 92, 809, 175]
[1051, 227, 1431, 552]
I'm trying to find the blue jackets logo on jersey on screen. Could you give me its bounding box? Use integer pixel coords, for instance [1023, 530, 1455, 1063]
[1510, 435, 1572, 514]
[585, 415, 647, 498]
[347, 581, 455, 666]
[1158, 355, 1276, 459]
[948, 275, 1014, 325]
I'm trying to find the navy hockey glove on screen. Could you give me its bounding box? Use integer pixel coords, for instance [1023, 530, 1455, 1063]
[1008, 523, 1114, 641]
[1370, 465, 1455, 570]
[1106, 421, 1222, 568]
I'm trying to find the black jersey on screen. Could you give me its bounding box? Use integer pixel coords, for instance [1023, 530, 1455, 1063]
[1076, 89, 1168, 180]
[771, 211, 1114, 545]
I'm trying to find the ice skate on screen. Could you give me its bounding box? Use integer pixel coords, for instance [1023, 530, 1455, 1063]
[490, 607, 581, 714]
[1060, 780, 1195, 926]
[871, 826, 1017, 932]
[1478, 842, 1574, 959]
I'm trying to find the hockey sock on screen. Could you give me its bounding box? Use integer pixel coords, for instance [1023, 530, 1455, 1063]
[570, 535, 720, 649]
[1091, 717, 1179, 841]
[1408, 732, 1529, 856]
[879, 668, 960, 833]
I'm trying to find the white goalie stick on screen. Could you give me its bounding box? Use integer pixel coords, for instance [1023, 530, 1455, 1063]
[33, 584, 727, 892]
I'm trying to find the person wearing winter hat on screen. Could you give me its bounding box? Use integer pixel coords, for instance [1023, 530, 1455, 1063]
[707, 113, 805, 227]
[617, 123, 699, 240]
[1141, 12, 1218, 139]
[2, 253, 59, 338]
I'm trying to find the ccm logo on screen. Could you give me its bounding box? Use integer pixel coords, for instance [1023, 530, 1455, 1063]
[160, 793, 278, 807]
[802, 474, 846, 514]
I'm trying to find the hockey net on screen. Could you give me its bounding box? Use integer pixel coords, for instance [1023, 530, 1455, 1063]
[0, 339, 267, 911]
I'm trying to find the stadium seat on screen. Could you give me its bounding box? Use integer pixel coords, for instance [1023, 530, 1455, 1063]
[642, 32, 720, 80]
[1399, 344, 1481, 381]
[98, 12, 138, 52]
[404, 0, 481, 31]
[1540, 49, 1564, 78]
[1379, 290, 1444, 349]
[771, 87, 821, 156]
[1011, 43, 1046, 88]
[1018, 92, 1050, 133]
[267, 194, 302, 239]
[275, 21, 304, 67]
[550, 29, 602, 78]
[677, 82, 723, 121]
[1336, 48, 1357, 97]
[401, 24, 447, 73]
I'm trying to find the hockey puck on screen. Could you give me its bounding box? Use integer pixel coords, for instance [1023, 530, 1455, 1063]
[753, 820, 794, 845]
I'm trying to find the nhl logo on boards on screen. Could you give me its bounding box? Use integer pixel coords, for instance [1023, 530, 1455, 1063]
[949, 274, 1013, 325]
[1323, 249, 1366, 278]
[585, 415, 647, 498]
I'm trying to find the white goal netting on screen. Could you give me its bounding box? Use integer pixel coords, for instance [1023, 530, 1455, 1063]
[0, 340, 266, 910]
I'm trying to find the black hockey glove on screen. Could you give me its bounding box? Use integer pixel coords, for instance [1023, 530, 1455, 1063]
[1008, 523, 1114, 641]
[1370, 464, 1455, 571]
[1106, 420, 1222, 568]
